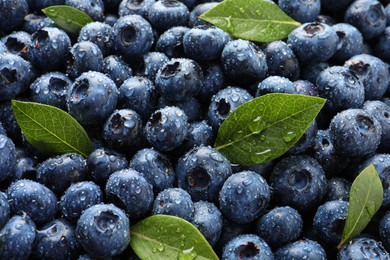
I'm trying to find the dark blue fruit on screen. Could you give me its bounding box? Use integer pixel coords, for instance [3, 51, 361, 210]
[338, 236, 390, 259]
[274, 239, 327, 260]
[222, 234, 273, 260]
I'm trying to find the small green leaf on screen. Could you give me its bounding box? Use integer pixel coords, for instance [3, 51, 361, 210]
[12, 100, 93, 158]
[42, 5, 93, 34]
[200, 0, 300, 42]
[338, 164, 383, 249]
[130, 215, 218, 260]
[214, 93, 325, 165]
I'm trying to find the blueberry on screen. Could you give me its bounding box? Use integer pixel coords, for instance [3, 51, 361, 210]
[7, 179, 58, 224]
[87, 148, 129, 186]
[293, 79, 318, 96]
[301, 61, 330, 85]
[287, 22, 339, 64]
[155, 58, 204, 102]
[278, 0, 320, 23]
[189, 2, 219, 27]
[176, 145, 232, 202]
[221, 39, 268, 84]
[65, 0, 105, 21]
[329, 108, 382, 158]
[0, 101, 23, 144]
[118, 0, 155, 19]
[106, 169, 153, 220]
[0, 192, 10, 229]
[104, 13, 118, 26]
[7, 153, 38, 185]
[235, 160, 275, 180]
[157, 96, 202, 122]
[331, 23, 363, 63]
[27, 27, 71, 71]
[145, 106, 189, 152]
[60, 181, 103, 223]
[29, 72, 72, 110]
[270, 155, 327, 213]
[22, 13, 56, 34]
[110, 14, 154, 62]
[256, 75, 297, 97]
[274, 239, 327, 260]
[0, 134, 16, 182]
[344, 0, 387, 40]
[102, 55, 133, 87]
[315, 14, 338, 26]
[129, 148, 175, 194]
[256, 206, 303, 249]
[152, 187, 195, 221]
[78, 22, 112, 56]
[0, 212, 36, 259]
[148, 0, 189, 32]
[219, 171, 271, 224]
[0, 41, 7, 54]
[0, 0, 29, 33]
[137, 51, 169, 82]
[76, 204, 130, 257]
[1, 31, 31, 59]
[197, 62, 225, 102]
[67, 71, 118, 127]
[363, 100, 390, 151]
[380, 211, 390, 251]
[33, 219, 80, 259]
[222, 234, 273, 260]
[26, 0, 65, 12]
[338, 236, 390, 259]
[324, 177, 351, 202]
[156, 26, 190, 58]
[207, 86, 253, 129]
[179, 120, 215, 152]
[191, 201, 222, 247]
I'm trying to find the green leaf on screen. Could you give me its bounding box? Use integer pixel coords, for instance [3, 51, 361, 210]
[11, 100, 93, 158]
[214, 93, 325, 165]
[130, 215, 218, 260]
[200, 0, 300, 42]
[338, 164, 383, 249]
[42, 5, 93, 34]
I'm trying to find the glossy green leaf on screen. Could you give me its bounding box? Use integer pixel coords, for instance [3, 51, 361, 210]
[214, 93, 325, 165]
[200, 0, 300, 42]
[42, 5, 93, 34]
[12, 100, 93, 158]
[130, 215, 218, 260]
[338, 164, 383, 249]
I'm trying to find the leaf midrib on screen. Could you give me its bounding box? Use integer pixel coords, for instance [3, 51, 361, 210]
[202, 16, 300, 26]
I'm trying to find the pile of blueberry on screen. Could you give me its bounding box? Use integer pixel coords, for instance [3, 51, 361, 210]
[1, 0, 390, 259]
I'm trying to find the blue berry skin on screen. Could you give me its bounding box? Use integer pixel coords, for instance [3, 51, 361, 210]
[110, 15, 154, 62]
[0, 53, 33, 101]
[157, 96, 202, 122]
[30, 72, 72, 110]
[179, 120, 215, 151]
[274, 239, 327, 260]
[67, 71, 118, 127]
[235, 160, 274, 180]
[301, 61, 330, 85]
[374, 27, 390, 63]
[256, 206, 302, 249]
[156, 58, 203, 102]
[315, 14, 337, 26]
[345, 54, 390, 100]
[222, 234, 273, 260]
[329, 108, 382, 158]
[176, 145, 232, 202]
[0, 134, 16, 182]
[76, 204, 130, 258]
[7, 179, 58, 224]
[60, 181, 103, 223]
[156, 26, 190, 58]
[207, 86, 253, 130]
[104, 14, 118, 26]
[37, 153, 88, 195]
[102, 55, 133, 87]
[219, 171, 270, 225]
[387, 3, 390, 25]
[138, 51, 169, 82]
[221, 39, 268, 84]
[256, 75, 297, 97]
[344, 0, 387, 40]
[0, 212, 36, 259]
[106, 169, 154, 220]
[191, 201, 222, 247]
[145, 106, 189, 152]
[0, 41, 6, 54]
[331, 23, 363, 63]
[270, 155, 327, 213]
[316, 66, 365, 114]
[129, 148, 175, 194]
[0, 192, 10, 229]
[22, 14, 56, 34]
[380, 211, 390, 251]
[65, 0, 105, 21]
[0, 0, 29, 33]
[278, 0, 320, 23]
[0, 101, 23, 144]
[189, 2, 218, 27]
[363, 101, 390, 151]
[313, 200, 349, 245]
[294, 80, 318, 96]
[183, 25, 230, 62]
[26, 0, 64, 12]
[118, 76, 157, 121]
[338, 236, 390, 259]
[27, 27, 71, 71]
[263, 40, 300, 81]
[148, 0, 189, 32]
[118, 0, 155, 19]
[287, 22, 339, 64]
[197, 62, 225, 103]
[33, 219, 80, 259]
[103, 109, 145, 154]
[78, 22, 112, 56]
[152, 187, 195, 221]
[325, 177, 352, 202]
[67, 41, 104, 79]
[1, 31, 31, 59]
